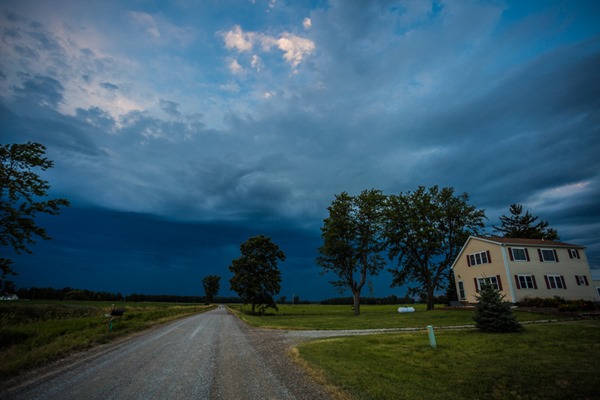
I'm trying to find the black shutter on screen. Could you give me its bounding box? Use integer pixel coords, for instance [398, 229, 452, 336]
[560, 275, 566, 289]
[553, 249, 559, 262]
[496, 275, 503, 291]
[508, 247, 514, 261]
[525, 248, 530, 261]
[514, 275, 521, 289]
[538, 249, 543, 261]
[544, 275, 549, 289]
[584, 275, 589, 286]
[487, 250, 491, 263]
[532, 275, 538, 289]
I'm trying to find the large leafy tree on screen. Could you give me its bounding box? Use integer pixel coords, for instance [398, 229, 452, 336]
[1, 142, 70, 280]
[228, 235, 285, 314]
[202, 275, 221, 304]
[493, 203, 559, 240]
[385, 186, 485, 310]
[317, 189, 387, 316]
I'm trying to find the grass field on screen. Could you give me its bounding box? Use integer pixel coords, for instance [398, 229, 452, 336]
[0, 300, 215, 377]
[230, 303, 599, 399]
[229, 303, 556, 330]
[297, 320, 600, 400]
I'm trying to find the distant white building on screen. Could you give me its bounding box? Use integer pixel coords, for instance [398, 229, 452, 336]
[0, 294, 19, 301]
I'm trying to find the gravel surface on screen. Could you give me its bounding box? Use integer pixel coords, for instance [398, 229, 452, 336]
[1, 306, 332, 400]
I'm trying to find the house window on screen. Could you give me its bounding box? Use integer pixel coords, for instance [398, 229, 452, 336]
[477, 276, 500, 291]
[575, 275, 589, 286]
[508, 247, 529, 262]
[468, 251, 490, 266]
[515, 275, 537, 289]
[539, 249, 558, 262]
[545, 275, 566, 289]
[568, 249, 581, 259]
[458, 281, 465, 300]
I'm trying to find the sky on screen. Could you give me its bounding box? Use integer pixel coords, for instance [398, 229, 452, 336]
[1, 0, 599, 301]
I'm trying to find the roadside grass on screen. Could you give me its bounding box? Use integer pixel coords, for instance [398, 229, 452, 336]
[228, 304, 554, 330]
[0, 301, 215, 377]
[297, 320, 600, 400]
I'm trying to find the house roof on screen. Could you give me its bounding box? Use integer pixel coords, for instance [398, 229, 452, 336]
[450, 235, 585, 270]
[472, 236, 583, 248]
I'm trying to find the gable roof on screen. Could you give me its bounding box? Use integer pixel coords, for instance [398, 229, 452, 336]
[472, 236, 583, 249]
[451, 235, 585, 270]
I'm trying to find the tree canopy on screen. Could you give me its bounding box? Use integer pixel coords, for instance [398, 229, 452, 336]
[385, 186, 485, 310]
[228, 235, 285, 314]
[493, 203, 559, 240]
[202, 275, 221, 304]
[1, 142, 70, 279]
[317, 189, 387, 316]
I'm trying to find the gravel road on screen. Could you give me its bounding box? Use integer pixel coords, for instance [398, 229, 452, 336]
[2, 306, 332, 400]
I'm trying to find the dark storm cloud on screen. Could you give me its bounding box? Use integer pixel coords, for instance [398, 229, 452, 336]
[8, 207, 325, 298]
[13, 74, 64, 108]
[2, 0, 599, 299]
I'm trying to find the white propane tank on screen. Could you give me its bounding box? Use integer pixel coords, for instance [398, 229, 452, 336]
[397, 307, 415, 313]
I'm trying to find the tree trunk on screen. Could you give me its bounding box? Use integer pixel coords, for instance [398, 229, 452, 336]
[426, 285, 435, 310]
[251, 302, 256, 314]
[352, 290, 361, 316]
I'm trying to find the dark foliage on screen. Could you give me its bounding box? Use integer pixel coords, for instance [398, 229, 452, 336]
[493, 203, 559, 240]
[229, 235, 285, 314]
[474, 283, 523, 333]
[1, 142, 70, 278]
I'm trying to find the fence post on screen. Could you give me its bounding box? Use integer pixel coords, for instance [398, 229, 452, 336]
[427, 325, 437, 348]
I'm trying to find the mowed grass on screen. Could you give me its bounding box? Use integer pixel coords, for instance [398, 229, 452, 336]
[229, 303, 554, 330]
[0, 301, 215, 377]
[298, 320, 600, 400]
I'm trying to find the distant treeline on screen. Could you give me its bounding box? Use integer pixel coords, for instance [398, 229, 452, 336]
[320, 294, 449, 305]
[321, 294, 416, 305]
[127, 293, 242, 303]
[16, 287, 123, 301]
[15, 287, 241, 303]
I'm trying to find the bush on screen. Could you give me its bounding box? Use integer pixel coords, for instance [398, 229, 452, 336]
[518, 296, 566, 308]
[518, 296, 597, 312]
[557, 300, 596, 312]
[474, 284, 523, 333]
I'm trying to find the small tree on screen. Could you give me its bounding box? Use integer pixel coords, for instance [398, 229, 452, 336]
[228, 235, 285, 314]
[1, 142, 70, 280]
[474, 283, 523, 333]
[493, 203, 559, 240]
[202, 275, 221, 304]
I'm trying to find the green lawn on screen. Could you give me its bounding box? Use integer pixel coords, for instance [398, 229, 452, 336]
[229, 303, 555, 330]
[0, 301, 215, 377]
[298, 320, 600, 400]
